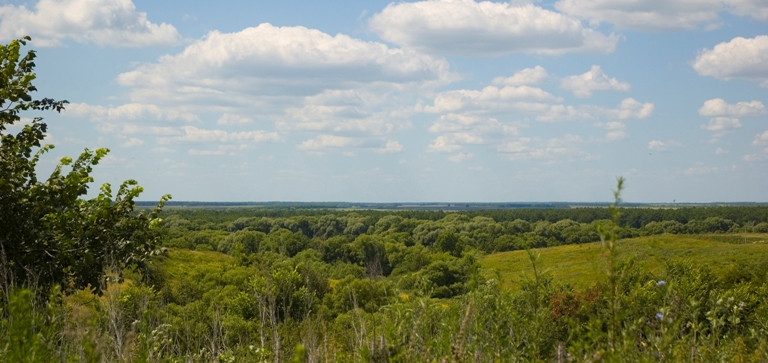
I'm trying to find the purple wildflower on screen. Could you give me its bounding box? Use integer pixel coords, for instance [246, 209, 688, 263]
[656, 313, 663, 320]
[657, 280, 665, 286]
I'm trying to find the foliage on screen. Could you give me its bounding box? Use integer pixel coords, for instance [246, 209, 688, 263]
[0, 37, 169, 294]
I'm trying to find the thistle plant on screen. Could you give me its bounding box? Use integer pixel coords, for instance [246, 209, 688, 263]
[597, 176, 625, 354]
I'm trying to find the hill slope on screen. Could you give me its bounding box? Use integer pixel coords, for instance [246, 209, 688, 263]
[480, 233, 768, 289]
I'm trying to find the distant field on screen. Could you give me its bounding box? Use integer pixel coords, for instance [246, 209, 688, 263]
[480, 233, 768, 290]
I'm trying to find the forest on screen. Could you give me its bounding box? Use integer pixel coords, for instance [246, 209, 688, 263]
[2, 38, 768, 362]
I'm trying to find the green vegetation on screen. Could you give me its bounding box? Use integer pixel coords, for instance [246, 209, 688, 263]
[2, 39, 768, 362]
[482, 234, 768, 290]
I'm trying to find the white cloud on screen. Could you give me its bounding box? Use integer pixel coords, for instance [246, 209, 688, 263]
[427, 114, 518, 153]
[702, 117, 742, 134]
[278, 91, 413, 136]
[369, 0, 618, 56]
[448, 152, 474, 162]
[744, 153, 768, 162]
[692, 35, 768, 87]
[67, 102, 199, 122]
[648, 140, 667, 151]
[715, 147, 728, 155]
[297, 136, 405, 154]
[597, 121, 627, 141]
[599, 121, 626, 131]
[429, 114, 518, 135]
[425, 85, 560, 113]
[491, 66, 549, 86]
[560, 65, 630, 98]
[496, 135, 592, 162]
[604, 131, 626, 141]
[427, 135, 461, 153]
[377, 141, 404, 154]
[536, 98, 653, 122]
[556, 0, 768, 32]
[601, 98, 654, 119]
[0, 0, 180, 47]
[159, 126, 281, 144]
[754, 131, 768, 145]
[298, 134, 361, 151]
[111, 23, 454, 146]
[153, 147, 176, 153]
[424, 71, 652, 123]
[217, 113, 253, 125]
[121, 137, 144, 147]
[726, 0, 768, 21]
[118, 23, 454, 104]
[189, 149, 226, 156]
[535, 105, 592, 122]
[684, 166, 719, 175]
[698, 98, 767, 117]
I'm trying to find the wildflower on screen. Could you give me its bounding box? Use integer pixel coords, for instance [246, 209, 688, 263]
[657, 280, 665, 286]
[656, 312, 663, 320]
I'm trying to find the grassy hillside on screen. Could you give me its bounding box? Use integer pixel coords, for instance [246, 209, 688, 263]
[480, 233, 768, 290]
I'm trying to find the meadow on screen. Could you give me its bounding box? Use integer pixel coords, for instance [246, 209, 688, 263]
[481, 233, 768, 290]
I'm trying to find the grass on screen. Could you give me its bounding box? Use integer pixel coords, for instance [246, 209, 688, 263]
[480, 233, 768, 290]
[159, 248, 236, 278]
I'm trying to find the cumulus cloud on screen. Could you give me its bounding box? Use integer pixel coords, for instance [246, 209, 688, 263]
[0, 0, 181, 47]
[377, 141, 404, 154]
[535, 98, 653, 122]
[429, 114, 518, 135]
[702, 117, 742, 133]
[297, 135, 374, 153]
[369, 0, 618, 56]
[66, 102, 199, 123]
[715, 147, 728, 155]
[692, 36, 768, 87]
[684, 166, 719, 175]
[188, 149, 225, 156]
[698, 98, 767, 117]
[425, 85, 560, 113]
[560, 65, 631, 98]
[118, 23, 455, 104]
[427, 114, 518, 153]
[496, 135, 592, 162]
[535, 105, 592, 122]
[754, 131, 768, 145]
[596, 121, 627, 141]
[299, 134, 361, 151]
[217, 113, 253, 125]
[427, 133, 485, 153]
[110, 23, 455, 147]
[159, 126, 281, 144]
[448, 152, 474, 162]
[556, 0, 768, 32]
[600, 98, 654, 120]
[424, 67, 652, 125]
[427, 136, 463, 153]
[744, 153, 768, 162]
[491, 66, 549, 86]
[121, 137, 144, 148]
[648, 140, 667, 151]
[648, 140, 682, 151]
[278, 90, 414, 136]
[726, 0, 768, 21]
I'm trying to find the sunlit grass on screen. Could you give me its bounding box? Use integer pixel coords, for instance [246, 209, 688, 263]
[161, 248, 235, 277]
[480, 233, 768, 290]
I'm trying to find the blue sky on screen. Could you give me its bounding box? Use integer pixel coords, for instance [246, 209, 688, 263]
[3, 0, 767, 202]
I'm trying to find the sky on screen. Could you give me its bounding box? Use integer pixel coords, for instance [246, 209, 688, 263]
[2, 0, 767, 203]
